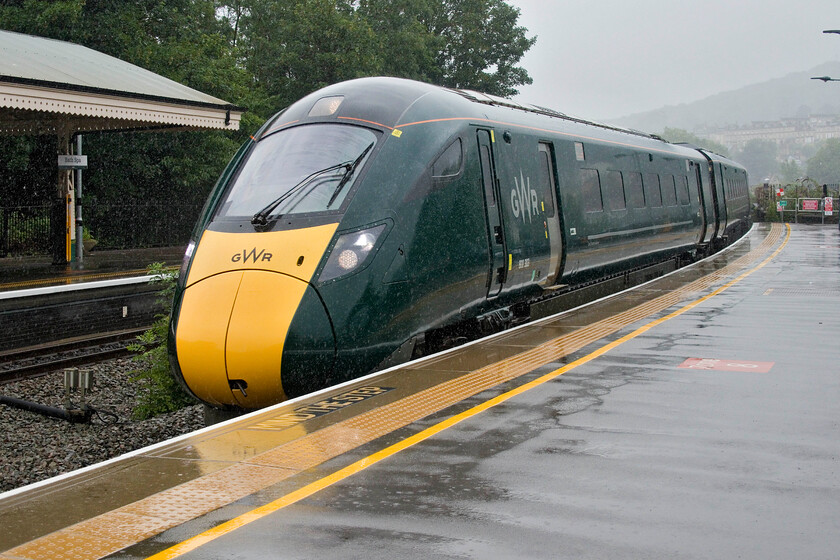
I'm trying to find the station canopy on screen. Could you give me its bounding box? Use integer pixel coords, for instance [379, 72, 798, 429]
[0, 29, 242, 136]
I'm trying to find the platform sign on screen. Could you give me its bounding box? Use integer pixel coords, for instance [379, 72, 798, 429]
[57, 155, 88, 169]
[678, 358, 774, 373]
[778, 200, 787, 208]
[825, 197, 834, 216]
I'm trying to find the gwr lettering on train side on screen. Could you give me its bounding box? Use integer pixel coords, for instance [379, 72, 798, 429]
[511, 171, 539, 223]
[231, 248, 273, 263]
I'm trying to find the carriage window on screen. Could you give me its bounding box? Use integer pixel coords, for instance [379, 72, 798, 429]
[662, 175, 677, 206]
[581, 168, 603, 212]
[625, 172, 645, 208]
[677, 175, 691, 205]
[537, 144, 556, 217]
[575, 142, 585, 161]
[603, 170, 626, 211]
[644, 173, 662, 207]
[479, 145, 496, 206]
[432, 138, 463, 178]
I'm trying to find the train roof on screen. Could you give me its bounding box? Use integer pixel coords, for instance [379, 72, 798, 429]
[265, 77, 701, 159]
[449, 87, 665, 143]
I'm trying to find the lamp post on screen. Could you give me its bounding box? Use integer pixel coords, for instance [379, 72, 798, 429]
[814, 30, 840, 83]
[819, 30, 840, 229]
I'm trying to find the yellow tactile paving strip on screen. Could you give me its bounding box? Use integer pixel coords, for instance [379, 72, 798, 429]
[0, 224, 785, 560]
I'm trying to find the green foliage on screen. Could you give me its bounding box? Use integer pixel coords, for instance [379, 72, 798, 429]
[425, 0, 536, 96]
[129, 263, 194, 420]
[778, 159, 803, 184]
[0, 0, 84, 40]
[0, 0, 536, 210]
[243, 0, 381, 113]
[0, 136, 57, 206]
[734, 139, 778, 183]
[806, 138, 840, 185]
[357, 0, 535, 96]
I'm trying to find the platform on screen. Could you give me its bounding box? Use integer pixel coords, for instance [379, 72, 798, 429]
[0, 246, 185, 293]
[1, 222, 838, 559]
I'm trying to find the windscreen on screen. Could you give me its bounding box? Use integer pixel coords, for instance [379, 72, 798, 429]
[215, 124, 378, 219]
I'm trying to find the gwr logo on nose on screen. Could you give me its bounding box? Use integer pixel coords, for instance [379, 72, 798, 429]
[231, 248, 273, 263]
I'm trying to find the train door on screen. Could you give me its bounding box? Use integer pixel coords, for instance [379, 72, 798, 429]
[695, 163, 716, 244]
[713, 162, 728, 236]
[538, 142, 563, 284]
[477, 129, 506, 297]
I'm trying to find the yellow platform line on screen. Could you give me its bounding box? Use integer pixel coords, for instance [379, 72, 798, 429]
[0, 225, 787, 560]
[147, 224, 790, 559]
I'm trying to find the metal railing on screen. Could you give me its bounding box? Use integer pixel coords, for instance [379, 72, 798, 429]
[0, 206, 52, 257]
[777, 197, 838, 224]
[84, 203, 203, 250]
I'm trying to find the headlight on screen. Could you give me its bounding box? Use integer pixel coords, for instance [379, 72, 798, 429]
[319, 224, 386, 283]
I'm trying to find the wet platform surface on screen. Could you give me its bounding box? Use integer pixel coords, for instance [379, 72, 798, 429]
[0, 246, 185, 293]
[1, 223, 838, 559]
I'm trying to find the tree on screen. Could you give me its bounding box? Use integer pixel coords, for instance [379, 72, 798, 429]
[778, 159, 803, 184]
[425, 0, 535, 96]
[355, 0, 441, 83]
[1, 0, 538, 213]
[734, 139, 777, 183]
[240, 0, 381, 113]
[0, 0, 250, 207]
[806, 138, 840, 185]
[357, 0, 534, 96]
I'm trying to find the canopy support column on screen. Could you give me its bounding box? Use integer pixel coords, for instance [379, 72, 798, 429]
[74, 134, 84, 268]
[52, 124, 73, 266]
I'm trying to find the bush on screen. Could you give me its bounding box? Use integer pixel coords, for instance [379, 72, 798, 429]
[129, 263, 194, 419]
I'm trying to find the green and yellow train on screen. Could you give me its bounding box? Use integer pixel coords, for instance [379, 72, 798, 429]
[170, 77, 750, 412]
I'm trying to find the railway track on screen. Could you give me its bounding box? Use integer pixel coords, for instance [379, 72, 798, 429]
[0, 328, 149, 385]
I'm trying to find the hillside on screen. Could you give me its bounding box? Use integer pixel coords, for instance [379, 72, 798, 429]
[609, 61, 840, 133]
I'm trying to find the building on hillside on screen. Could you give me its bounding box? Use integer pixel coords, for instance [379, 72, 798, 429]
[698, 115, 840, 162]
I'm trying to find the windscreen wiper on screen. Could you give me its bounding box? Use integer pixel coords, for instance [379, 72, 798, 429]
[326, 142, 375, 209]
[251, 162, 349, 226]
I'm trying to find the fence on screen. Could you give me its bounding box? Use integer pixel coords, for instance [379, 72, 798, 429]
[0, 206, 52, 257]
[84, 202, 203, 250]
[776, 197, 839, 224]
[0, 202, 204, 257]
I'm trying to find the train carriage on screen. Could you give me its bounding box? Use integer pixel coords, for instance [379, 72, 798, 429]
[170, 77, 750, 412]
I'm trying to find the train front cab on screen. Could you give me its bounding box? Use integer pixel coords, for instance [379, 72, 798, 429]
[170, 119, 383, 410]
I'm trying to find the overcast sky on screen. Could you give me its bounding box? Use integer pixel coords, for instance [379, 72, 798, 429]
[508, 0, 840, 121]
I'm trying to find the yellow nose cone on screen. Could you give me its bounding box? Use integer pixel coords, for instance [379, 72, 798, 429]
[176, 270, 330, 408]
[174, 271, 242, 407]
[174, 224, 339, 409]
[224, 270, 308, 408]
